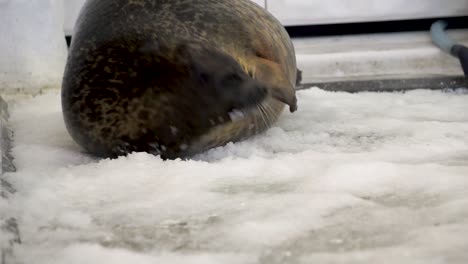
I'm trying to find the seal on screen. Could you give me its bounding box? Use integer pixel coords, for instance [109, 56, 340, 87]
[62, 0, 298, 159]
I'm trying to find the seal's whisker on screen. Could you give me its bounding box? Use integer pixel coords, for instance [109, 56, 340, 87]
[261, 103, 273, 129]
[252, 108, 260, 135]
[260, 103, 271, 128]
[259, 104, 268, 129]
[258, 105, 268, 129]
[256, 105, 264, 129]
[265, 104, 274, 128]
[264, 103, 276, 128]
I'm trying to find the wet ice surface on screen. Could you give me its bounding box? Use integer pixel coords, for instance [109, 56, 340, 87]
[3, 88, 468, 264]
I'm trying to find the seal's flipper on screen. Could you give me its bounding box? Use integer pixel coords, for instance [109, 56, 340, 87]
[253, 57, 297, 112]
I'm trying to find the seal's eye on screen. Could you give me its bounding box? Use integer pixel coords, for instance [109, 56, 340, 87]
[222, 73, 242, 87]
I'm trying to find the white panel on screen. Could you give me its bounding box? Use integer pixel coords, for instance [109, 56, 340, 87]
[0, 0, 68, 92]
[250, 0, 266, 8]
[64, 0, 87, 35]
[267, 0, 468, 26]
[293, 30, 468, 83]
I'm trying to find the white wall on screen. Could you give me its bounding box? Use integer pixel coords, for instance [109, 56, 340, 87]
[63, 0, 468, 34]
[0, 0, 68, 92]
[63, 0, 86, 35]
[268, 0, 468, 26]
[251, 0, 266, 8]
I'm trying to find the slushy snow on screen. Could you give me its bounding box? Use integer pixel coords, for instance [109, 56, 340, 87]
[3, 88, 468, 263]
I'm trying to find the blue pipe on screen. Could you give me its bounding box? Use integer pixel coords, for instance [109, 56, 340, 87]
[430, 20, 468, 77]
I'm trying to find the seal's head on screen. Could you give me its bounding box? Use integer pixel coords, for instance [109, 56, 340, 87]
[181, 44, 269, 116]
[157, 43, 296, 118]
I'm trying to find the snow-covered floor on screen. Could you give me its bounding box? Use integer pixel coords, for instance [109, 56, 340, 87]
[3, 88, 468, 264]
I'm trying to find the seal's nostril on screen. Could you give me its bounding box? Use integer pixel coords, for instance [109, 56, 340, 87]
[250, 86, 268, 103]
[258, 86, 268, 96]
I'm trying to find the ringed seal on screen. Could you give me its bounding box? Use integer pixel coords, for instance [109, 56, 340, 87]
[62, 0, 298, 159]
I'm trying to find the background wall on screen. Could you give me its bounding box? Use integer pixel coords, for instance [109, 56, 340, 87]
[63, 0, 468, 34]
[1, 0, 466, 93]
[0, 0, 68, 92]
[268, 0, 468, 26]
[63, 0, 86, 36]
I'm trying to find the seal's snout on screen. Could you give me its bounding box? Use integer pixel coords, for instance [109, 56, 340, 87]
[250, 83, 268, 102]
[230, 80, 269, 109]
[270, 85, 298, 113]
[288, 96, 298, 113]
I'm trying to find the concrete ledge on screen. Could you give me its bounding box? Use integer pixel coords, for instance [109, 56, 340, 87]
[1, 96, 19, 264]
[298, 75, 468, 92]
[293, 30, 468, 84]
[1, 97, 15, 175]
[1, 218, 20, 264]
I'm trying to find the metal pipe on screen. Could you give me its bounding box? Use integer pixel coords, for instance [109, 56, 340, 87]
[430, 20, 468, 77]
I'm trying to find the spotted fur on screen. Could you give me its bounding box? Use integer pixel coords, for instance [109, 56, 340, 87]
[62, 0, 297, 159]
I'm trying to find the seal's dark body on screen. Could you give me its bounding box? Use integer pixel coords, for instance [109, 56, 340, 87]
[62, 0, 297, 159]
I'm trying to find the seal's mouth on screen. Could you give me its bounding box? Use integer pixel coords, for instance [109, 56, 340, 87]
[228, 109, 246, 122]
[225, 84, 298, 124]
[237, 81, 298, 113]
